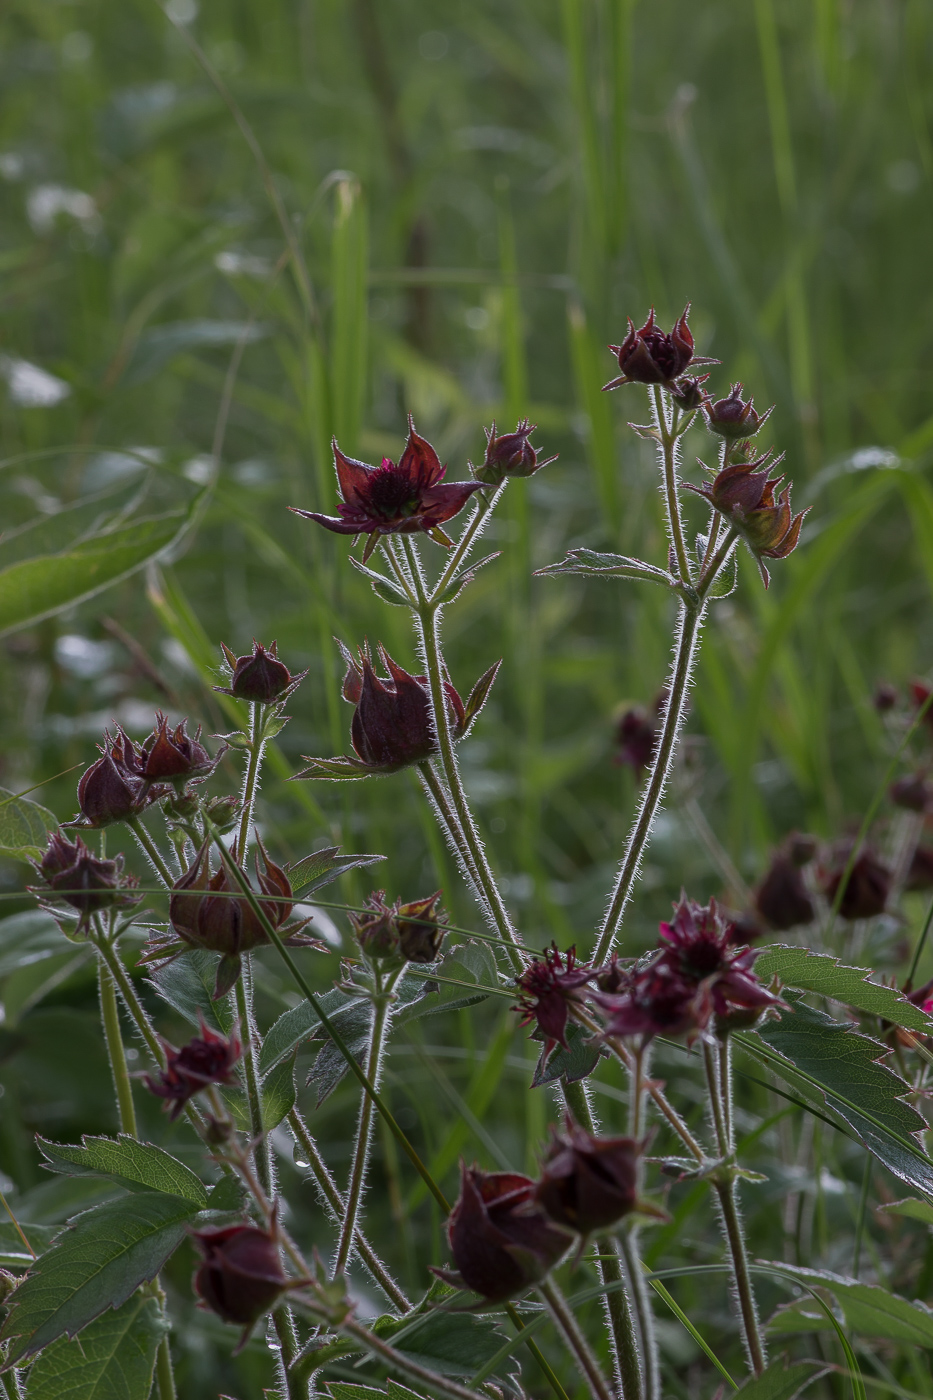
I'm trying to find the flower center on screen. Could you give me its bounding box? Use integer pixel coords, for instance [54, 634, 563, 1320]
[366, 463, 421, 520]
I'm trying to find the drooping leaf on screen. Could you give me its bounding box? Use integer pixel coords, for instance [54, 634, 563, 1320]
[0, 507, 204, 640]
[0, 909, 66, 978]
[731, 1358, 826, 1400]
[534, 547, 673, 587]
[0, 788, 57, 861]
[763, 1262, 933, 1347]
[23, 1292, 167, 1400]
[285, 847, 384, 898]
[38, 1135, 208, 1206]
[0, 1191, 199, 1362]
[147, 948, 235, 1035]
[348, 557, 412, 607]
[738, 994, 933, 1197]
[754, 945, 933, 1033]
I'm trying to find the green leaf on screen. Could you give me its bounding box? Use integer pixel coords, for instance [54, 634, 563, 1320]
[0, 508, 203, 640]
[147, 949, 235, 1035]
[0, 1191, 198, 1362]
[878, 1196, 933, 1226]
[37, 1135, 208, 1207]
[328, 1388, 385, 1400]
[23, 1292, 167, 1400]
[754, 945, 933, 1032]
[123, 319, 268, 386]
[258, 986, 366, 1076]
[348, 557, 412, 607]
[535, 546, 673, 586]
[400, 940, 498, 1020]
[531, 1019, 605, 1087]
[0, 788, 57, 861]
[375, 1303, 509, 1379]
[0, 909, 65, 978]
[764, 1262, 933, 1347]
[0, 1221, 59, 1269]
[739, 995, 933, 1197]
[462, 661, 501, 735]
[221, 1052, 296, 1132]
[706, 545, 739, 599]
[205, 1174, 245, 1212]
[732, 1358, 826, 1400]
[285, 847, 384, 898]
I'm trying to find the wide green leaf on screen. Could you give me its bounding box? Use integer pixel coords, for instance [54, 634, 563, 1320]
[878, 1196, 933, 1226]
[0, 1191, 198, 1362]
[764, 1263, 933, 1347]
[0, 909, 66, 978]
[0, 789, 57, 861]
[731, 1358, 826, 1400]
[286, 846, 384, 897]
[535, 546, 673, 586]
[221, 1052, 297, 1133]
[259, 986, 366, 1076]
[24, 1292, 167, 1400]
[38, 1135, 208, 1206]
[0, 1220, 59, 1269]
[0, 507, 203, 639]
[401, 941, 499, 1020]
[147, 948, 235, 1035]
[755, 945, 933, 1033]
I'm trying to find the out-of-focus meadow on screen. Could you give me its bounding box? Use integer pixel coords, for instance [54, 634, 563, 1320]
[2, 2, 933, 1394]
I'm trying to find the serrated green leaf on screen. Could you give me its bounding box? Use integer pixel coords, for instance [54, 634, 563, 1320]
[764, 1262, 933, 1346]
[534, 548, 673, 586]
[258, 986, 365, 1076]
[286, 847, 384, 898]
[376, 1306, 510, 1379]
[0, 1221, 59, 1268]
[0, 909, 65, 978]
[0, 1191, 198, 1362]
[755, 945, 933, 1032]
[37, 1135, 208, 1207]
[147, 949, 235, 1035]
[400, 940, 498, 1021]
[24, 1292, 167, 1400]
[532, 1019, 605, 1087]
[878, 1196, 933, 1225]
[0, 788, 57, 861]
[0, 507, 203, 640]
[221, 1051, 297, 1132]
[731, 1358, 826, 1400]
[327, 1387, 384, 1400]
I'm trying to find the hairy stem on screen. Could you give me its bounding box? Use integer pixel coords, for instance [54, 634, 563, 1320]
[333, 965, 401, 1277]
[651, 387, 691, 584]
[287, 1108, 410, 1311]
[236, 701, 264, 858]
[418, 760, 484, 896]
[704, 1041, 765, 1376]
[235, 971, 271, 1194]
[128, 815, 176, 888]
[564, 1078, 643, 1400]
[594, 601, 701, 963]
[539, 1277, 615, 1400]
[98, 956, 138, 1137]
[399, 536, 522, 970]
[431, 485, 504, 599]
[154, 1333, 178, 1400]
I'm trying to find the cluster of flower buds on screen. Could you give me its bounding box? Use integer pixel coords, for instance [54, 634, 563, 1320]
[215, 639, 307, 706]
[471, 419, 557, 487]
[350, 889, 447, 964]
[296, 642, 498, 780]
[685, 450, 807, 587]
[33, 833, 141, 933]
[291, 418, 484, 562]
[436, 1119, 655, 1303]
[143, 1016, 242, 1120]
[191, 1221, 295, 1342]
[143, 837, 324, 998]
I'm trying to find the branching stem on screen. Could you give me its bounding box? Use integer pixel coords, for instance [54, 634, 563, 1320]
[128, 816, 175, 888]
[539, 1278, 615, 1400]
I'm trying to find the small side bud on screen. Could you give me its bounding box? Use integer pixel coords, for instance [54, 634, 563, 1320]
[215, 640, 307, 705]
[472, 420, 556, 486]
[704, 383, 773, 440]
[349, 890, 401, 962]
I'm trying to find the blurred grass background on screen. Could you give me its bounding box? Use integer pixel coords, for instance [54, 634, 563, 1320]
[2, 1, 933, 1395]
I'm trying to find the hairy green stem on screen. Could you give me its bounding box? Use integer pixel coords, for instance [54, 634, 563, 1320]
[539, 1277, 615, 1400]
[399, 535, 522, 971]
[430, 485, 504, 599]
[564, 1078, 643, 1400]
[651, 387, 691, 584]
[333, 964, 401, 1277]
[235, 972, 270, 1193]
[237, 702, 264, 858]
[287, 1108, 410, 1311]
[154, 1332, 178, 1400]
[98, 957, 139, 1137]
[128, 815, 176, 888]
[418, 760, 484, 896]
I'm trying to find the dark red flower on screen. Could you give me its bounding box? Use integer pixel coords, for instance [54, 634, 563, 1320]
[911, 681, 933, 732]
[874, 683, 899, 713]
[34, 832, 140, 931]
[684, 450, 808, 586]
[890, 773, 933, 812]
[434, 1164, 570, 1303]
[613, 706, 657, 782]
[515, 945, 597, 1057]
[908, 845, 933, 891]
[754, 853, 815, 931]
[821, 848, 890, 920]
[73, 730, 152, 828]
[472, 419, 557, 486]
[144, 1017, 242, 1120]
[192, 1223, 291, 1332]
[139, 714, 220, 789]
[704, 384, 773, 440]
[595, 959, 705, 1043]
[604, 306, 709, 390]
[291, 418, 483, 562]
[215, 640, 306, 705]
[535, 1119, 643, 1237]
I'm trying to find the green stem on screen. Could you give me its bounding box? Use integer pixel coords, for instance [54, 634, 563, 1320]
[237, 702, 264, 858]
[333, 965, 401, 1277]
[430, 485, 504, 599]
[564, 1078, 643, 1400]
[128, 816, 175, 888]
[287, 1108, 411, 1311]
[418, 760, 484, 895]
[400, 536, 522, 971]
[94, 936, 165, 1067]
[155, 1335, 177, 1400]
[235, 971, 270, 1194]
[594, 601, 702, 963]
[538, 1277, 615, 1400]
[651, 387, 691, 584]
[697, 527, 739, 596]
[98, 956, 138, 1137]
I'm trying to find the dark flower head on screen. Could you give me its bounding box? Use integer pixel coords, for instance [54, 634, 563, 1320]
[873, 682, 899, 713]
[350, 889, 401, 962]
[604, 305, 711, 390]
[434, 1164, 570, 1303]
[35, 832, 140, 932]
[290, 417, 483, 562]
[73, 729, 151, 828]
[144, 1016, 242, 1120]
[192, 1222, 291, 1335]
[754, 852, 816, 931]
[890, 773, 933, 812]
[911, 680, 933, 730]
[704, 383, 773, 440]
[535, 1119, 646, 1237]
[670, 375, 710, 411]
[820, 847, 890, 921]
[139, 714, 220, 789]
[472, 419, 557, 486]
[685, 450, 808, 586]
[215, 640, 306, 705]
[908, 845, 933, 891]
[613, 706, 657, 782]
[595, 959, 706, 1044]
[515, 945, 597, 1057]
[396, 890, 446, 963]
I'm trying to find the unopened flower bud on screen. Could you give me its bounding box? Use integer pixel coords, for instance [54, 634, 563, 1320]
[472, 420, 556, 486]
[786, 832, 818, 866]
[908, 845, 933, 891]
[35, 833, 140, 931]
[821, 847, 891, 921]
[192, 1223, 290, 1330]
[604, 306, 709, 390]
[754, 853, 815, 931]
[670, 375, 709, 411]
[684, 450, 807, 587]
[349, 890, 400, 961]
[704, 383, 773, 440]
[0, 1269, 18, 1305]
[873, 683, 899, 713]
[162, 790, 201, 823]
[397, 891, 446, 963]
[140, 714, 220, 789]
[216, 640, 306, 705]
[535, 1120, 645, 1237]
[74, 730, 149, 828]
[206, 795, 241, 832]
